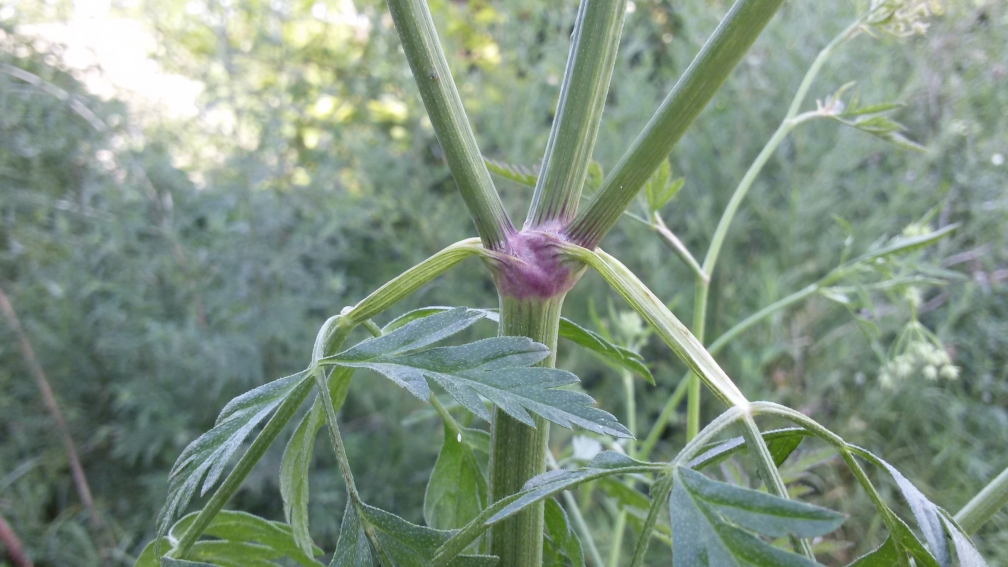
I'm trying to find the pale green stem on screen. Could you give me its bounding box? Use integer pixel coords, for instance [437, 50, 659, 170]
[739, 414, 814, 558]
[622, 370, 637, 457]
[567, 0, 786, 249]
[652, 213, 707, 284]
[955, 465, 1008, 534]
[384, 0, 513, 249]
[430, 394, 462, 437]
[546, 451, 605, 567]
[315, 369, 362, 505]
[488, 296, 565, 567]
[526, 0, 626, 228]
[706, 284, 819, 355]
[686, 279, 708, 440]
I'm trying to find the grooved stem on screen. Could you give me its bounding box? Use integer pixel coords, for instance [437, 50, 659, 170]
[488, 296, 565, 567]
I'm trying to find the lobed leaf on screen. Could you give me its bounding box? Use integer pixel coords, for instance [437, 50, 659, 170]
[157, 371, 311, 536]
[325, 316, 630, 438]
[688, 427, 808, 470]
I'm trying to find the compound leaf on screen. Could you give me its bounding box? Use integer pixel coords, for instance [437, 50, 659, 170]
[358, 503, 497, 567]
[158, 371, 311, 535]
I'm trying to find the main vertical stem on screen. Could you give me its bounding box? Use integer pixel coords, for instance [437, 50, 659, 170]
[489, 296, 565, 567]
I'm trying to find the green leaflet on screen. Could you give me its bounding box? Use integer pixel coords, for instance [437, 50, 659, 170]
[487, 452, 666, 524]
[322, 308, 631, 438]
[688, 427, 808, 470]
[385, 306, 653, 385]
[281, 399, 325, 556]
[423, 422, 488, 531]
[669, 467, 844, 567]
[357, 503, 498, 567]
[332, 502, 372, 567]
[845, 537, 898, 567]
[557, 317, 653, 384]
[484, 158, 538, 187]
[157, 370, 311, 536]
[542, 499, 585, 567]
[643, 159, 684, 214]
[281, 366, 357, 557]
[136, 511, 323, 567]
[848, 445, 988, 567]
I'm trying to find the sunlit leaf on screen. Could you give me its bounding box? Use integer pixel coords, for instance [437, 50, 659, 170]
[484, 158, 538, 187]
[940, 514, 988, 567]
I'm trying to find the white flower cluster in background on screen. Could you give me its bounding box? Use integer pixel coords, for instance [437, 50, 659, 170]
[866, 0, 943, 37]
[878, 320, 959, 389]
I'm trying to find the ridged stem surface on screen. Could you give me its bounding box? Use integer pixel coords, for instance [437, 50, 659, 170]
[488, 295, 565, 567]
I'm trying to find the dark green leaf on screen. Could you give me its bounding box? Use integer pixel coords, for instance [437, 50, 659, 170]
[424, 423, 488, 530]
[357, 503, 498, 567]
[158, 371, 310, 535]
[484, 158, 538, 187]
[488, 452, 665, 524]
[542, 499, 585, 567]
[281, 400, 325, 556]
[670, 466, 843, 567]
[558, 317, 653, 384]
[332, 501, 373, 567]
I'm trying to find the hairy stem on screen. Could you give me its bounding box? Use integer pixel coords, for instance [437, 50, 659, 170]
[384, 0, 513, 249]
[488, 295, 565, 567]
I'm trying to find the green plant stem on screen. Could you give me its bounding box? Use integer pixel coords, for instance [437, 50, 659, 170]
[314, 370, 361, 504]
[526, 0, 626, 228]
[384, 0, 513, 250]
[955, 465, 1008, 534]
[652, 214, 707, 284]
[707, 284, 819, 355]
[686, 279, 709, 441]
[545, 451, 605, 567]
[637, 374, 689, 461]
[488, 295, 565, 567]
[567, 0, 786, 249]
[739, 414, 814, 558]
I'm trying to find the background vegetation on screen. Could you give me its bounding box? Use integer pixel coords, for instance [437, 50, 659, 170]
[1, 0, 1005, 565]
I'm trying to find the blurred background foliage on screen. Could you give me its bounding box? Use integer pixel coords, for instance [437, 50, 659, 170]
[0, 0, 1006, 565]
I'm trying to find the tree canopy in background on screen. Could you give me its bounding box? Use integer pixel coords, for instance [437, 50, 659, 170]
[0, 0, 1006, 565]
